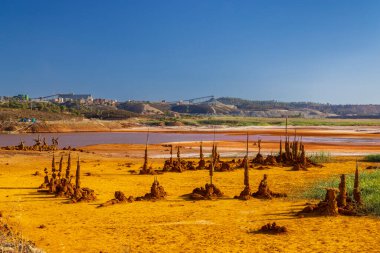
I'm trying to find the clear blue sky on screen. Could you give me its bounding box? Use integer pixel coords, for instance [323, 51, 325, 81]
[1, 0, 380, 104]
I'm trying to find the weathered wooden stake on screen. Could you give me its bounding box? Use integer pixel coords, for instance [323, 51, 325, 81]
[244, 133, 250, 187]
[66, 153, 71, 179]
[76, 156, 81, 189]
[52, 153, 56, 171]
[200, 141, 204, 161]
[143, 132, 149, 172]
[59, 155, 63, 172]
[169, 144, 173, 165]
[258, 139, 262, 154]
[353, 161, 362, 205]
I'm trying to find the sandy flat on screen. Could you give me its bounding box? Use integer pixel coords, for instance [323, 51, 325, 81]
[0, 149, 379, 252]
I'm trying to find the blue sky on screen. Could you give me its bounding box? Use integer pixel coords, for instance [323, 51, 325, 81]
[0, 0, 380, 103]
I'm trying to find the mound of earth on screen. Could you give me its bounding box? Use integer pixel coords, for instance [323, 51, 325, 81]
[189, 183, 224, 200]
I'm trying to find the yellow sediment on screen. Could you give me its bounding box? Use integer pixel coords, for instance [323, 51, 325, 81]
[0, 149, 379, 253]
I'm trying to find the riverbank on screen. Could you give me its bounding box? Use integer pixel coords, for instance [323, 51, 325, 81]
[3, 117, 380, 134]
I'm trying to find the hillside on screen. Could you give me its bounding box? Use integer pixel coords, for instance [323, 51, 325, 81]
[3, 97, 380, 125]
[117, 102, 164, 115]
[216, 97, 380, 118]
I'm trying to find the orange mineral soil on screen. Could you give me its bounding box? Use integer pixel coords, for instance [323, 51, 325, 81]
[0, 141, 379, 252]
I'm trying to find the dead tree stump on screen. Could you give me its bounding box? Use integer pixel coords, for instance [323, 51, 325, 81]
[235, 186, 252, 200]
[253, 153, 264, 164]
[98, 191, 134, 207]
[337, 174, 347, 207]
[300, 188, 339, 216]
[135, 177, 167, 201]
[189, 184, 224, 200]
[353, 165, 362, 205]
[252, 174, 287, 199]
[322, 188, 339, 216]
[71, 187, 96, 203]
[300, 171, 364, 217]
[257, 222, 287, 234]
[264, 155, 277, 166]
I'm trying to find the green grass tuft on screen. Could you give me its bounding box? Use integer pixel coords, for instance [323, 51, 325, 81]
[308, 152, 333, 163]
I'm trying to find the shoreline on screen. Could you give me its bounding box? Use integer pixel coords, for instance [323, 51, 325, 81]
[1, 125, 380, 156]
[80, 140, 380, 158]
[3, 116, 380, 135]
[3, 124, 380, 137]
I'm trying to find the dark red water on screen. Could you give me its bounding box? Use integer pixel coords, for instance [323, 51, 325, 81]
[1, 132, 380, 148]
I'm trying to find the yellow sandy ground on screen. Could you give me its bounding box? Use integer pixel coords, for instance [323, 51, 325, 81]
[0, 150, 379, 253]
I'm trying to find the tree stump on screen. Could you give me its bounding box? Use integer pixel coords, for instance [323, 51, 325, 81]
[235, 186, 252, 200]
[252, 174, 287, 199]
[353, 166, 363, 205]
[135, 178, 167, 201]
[337, 174, 347, 207]
[258, 222, 287, 234]
[322, 188, 339, 216]
[189, 183, 224, 200]
[98, 191, 134, 207]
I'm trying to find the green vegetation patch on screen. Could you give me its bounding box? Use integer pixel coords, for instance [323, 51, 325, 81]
[170, 116, 380, 127]
[302, 170, 380, 215]
[196, 118, 270, 126]
[308, 152, 333, 163]
[364, 154, 380, 162]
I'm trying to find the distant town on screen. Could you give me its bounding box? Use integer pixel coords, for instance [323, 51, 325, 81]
[0, 93, 117, 106]
[0, 93, 217, 106]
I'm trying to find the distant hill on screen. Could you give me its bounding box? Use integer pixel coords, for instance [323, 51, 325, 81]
[102, 98, 380, 118]
[215, 97, 380, 118]
[170, 99, 238, 115]
[117, 102, 164, 115]
[3, 97, 380, 120]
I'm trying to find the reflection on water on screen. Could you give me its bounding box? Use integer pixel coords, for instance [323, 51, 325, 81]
[0, 132, 379, 148]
